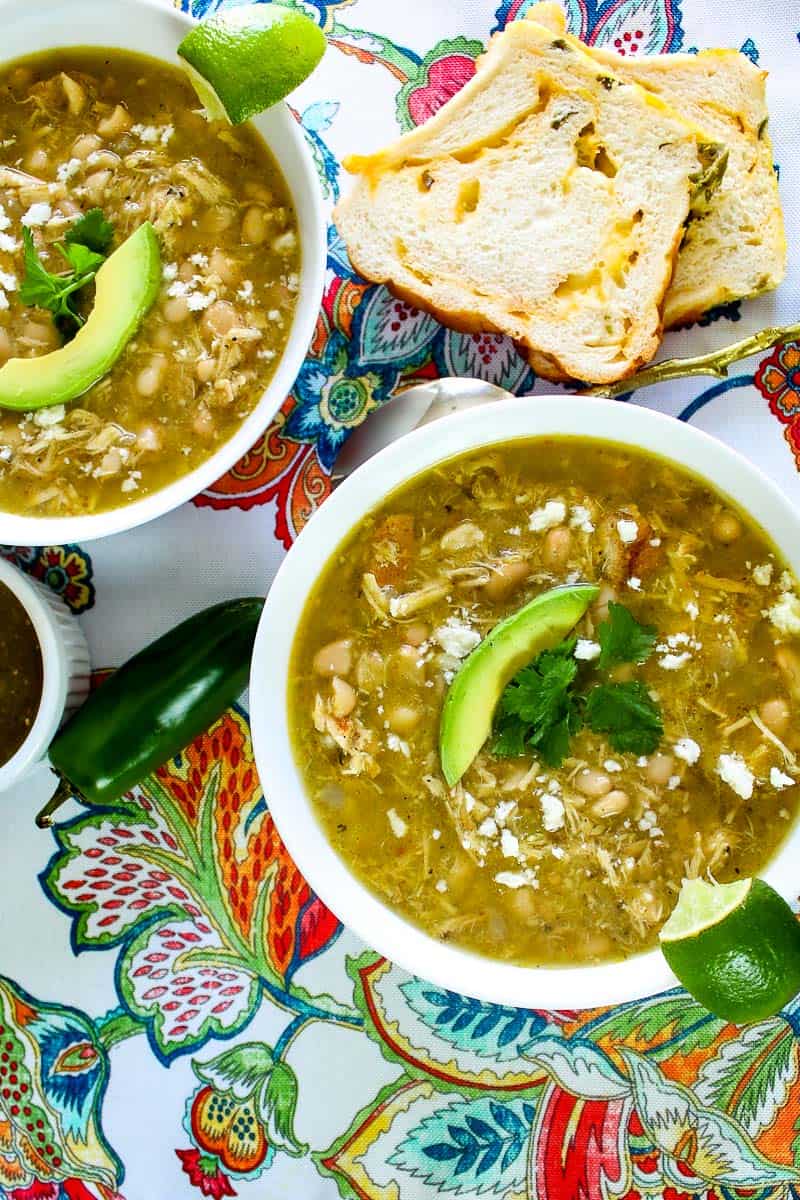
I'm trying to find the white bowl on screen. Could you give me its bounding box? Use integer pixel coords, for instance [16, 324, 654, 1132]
[0, 557, 90, 793]
[0, 0, 326, 545]
[250, 394, 800, 1009]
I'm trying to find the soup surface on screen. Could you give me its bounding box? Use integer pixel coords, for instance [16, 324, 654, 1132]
[290, 438, 800, 967]
[0, 49, 299, 515]
[0, 580, 42, 763]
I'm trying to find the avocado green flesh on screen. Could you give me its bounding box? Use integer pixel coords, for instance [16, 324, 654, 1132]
[0, 222, 161, 411]
[439, 583, 600, 787]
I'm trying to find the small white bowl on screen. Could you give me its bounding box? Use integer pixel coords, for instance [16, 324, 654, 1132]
[0, 558, 90, 793]
[250, 394, 800, 1010]
[0, 0, 326, 545]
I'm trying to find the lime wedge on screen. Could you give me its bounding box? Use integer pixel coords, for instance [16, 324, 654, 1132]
[660, 877, 800, 1023]
[178, 7, 326, 125]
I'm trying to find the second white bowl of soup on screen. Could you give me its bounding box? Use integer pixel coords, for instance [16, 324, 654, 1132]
[250, 396, 800, 1009]
[0, 0, 325, 544]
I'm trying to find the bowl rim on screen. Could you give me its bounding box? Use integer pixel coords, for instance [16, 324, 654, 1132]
[0, 0, 327, 545]
[0, 557, 68, 790]
[249, 393, 800, 1010]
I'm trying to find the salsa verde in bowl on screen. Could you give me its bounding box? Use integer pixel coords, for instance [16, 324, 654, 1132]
[250, 395, 800, 1010]
[0, 0, 325, 545]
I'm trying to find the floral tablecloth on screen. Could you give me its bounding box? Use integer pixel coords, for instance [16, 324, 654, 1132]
[3, 0, 800, 1197]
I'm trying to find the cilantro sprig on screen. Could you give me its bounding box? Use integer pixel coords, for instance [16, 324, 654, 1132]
[492, 602, 662, 766]
[492, 639, 584, 767]
[19, 208, 114, 335]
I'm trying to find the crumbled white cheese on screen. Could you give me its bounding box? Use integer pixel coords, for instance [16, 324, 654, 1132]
[32, 405, 65, 428]
[189, 252, 209, 268]
[604, 759, 623, 773]
[386, 733, 410, 757]
[494, 868, 539, 890]
[780, 571, 795, 592]
[627, 576, 641, 591]
[529, 500, 566, 532]
[658, 652, 691, 671]
[434, 617, 480, 659]
[162, 262, 179, 281]
[770, 766, 795, 790]
[0, 232, 17, 253]
[120, 470, 141, 493]
[569, 504, 595, 533]
[636, 756, 648, 767]
[56, 157, 82, 183]
[768, 593, 800, 637]
[717, 753, 755, 800]
[131, 123, 159, 143]
[238, 280, 254, 302]
[551, 846, 565, 860]
[638, 809, 663, 838]
[685, 601, 699, 620]
[167, 277, 216, 311]
[0, 290, 7, 311]
[0, 269, 16, 292]
[494, 799, 517, 824]
[753, 563, 773, 587]
[160, 124, 175, 144]
[649, 537, 662, 547]
[21, 202, 52, 227]
[713, 612, 731, 625]
[431, 828, 441, 840]
[574, 638, 601, 661]
[435, 879, 448, 893]
[478, 817, 498, 839]
[540, 792, 565, 832]
[667, 775, 681, 791]
[387, 808, 407, 838]
[500, 829, 519, 858]
[0, 204, 10, 232]
[617, 519, 638, 544]
[674, 737, 701, 766]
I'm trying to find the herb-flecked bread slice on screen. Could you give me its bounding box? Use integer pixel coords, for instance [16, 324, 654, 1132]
[528, 3, 786, 327]
[334, 18, 727, 384]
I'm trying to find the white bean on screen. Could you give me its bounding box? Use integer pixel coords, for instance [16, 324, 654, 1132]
[313, 639, 352, 677]
[387, 705, 421, 735]
[163, 296, 189, 324]
[543, 526, 572, 569]
[72, 133, 103, 160]
[331, 676, 357, 717]
[576, 769, 612, 798]
[241, 205, 269, 244]
[201, 300, 238, 341]
[591, 790, 629, 817]
[646, 754, 674, 786]
[135, 355, 166, 398]
[713, 512, 741, 544]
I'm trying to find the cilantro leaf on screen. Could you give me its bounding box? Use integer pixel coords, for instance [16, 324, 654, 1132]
[597, 603, 657, 670]
[584, 681, 663, 755]
[59, 240, 106, 275]
[64, 207, 114, 255]
[492, 638, 583, 767]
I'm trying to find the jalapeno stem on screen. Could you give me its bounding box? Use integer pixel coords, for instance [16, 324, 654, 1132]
[36, 776, 76, 828]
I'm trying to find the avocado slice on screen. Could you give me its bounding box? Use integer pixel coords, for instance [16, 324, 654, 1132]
[439, 583, 599, 787]
[0, 222, 161, 411]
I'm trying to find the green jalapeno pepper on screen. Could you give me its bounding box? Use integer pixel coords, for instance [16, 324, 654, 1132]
[36, 597, 264, 827]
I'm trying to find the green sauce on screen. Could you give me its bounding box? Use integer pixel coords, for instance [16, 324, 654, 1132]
[0, 581, 43, 765]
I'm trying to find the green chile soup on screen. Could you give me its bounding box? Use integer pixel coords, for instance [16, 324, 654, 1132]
[289, 438, 800, 967]
[0, 48, 299, 516]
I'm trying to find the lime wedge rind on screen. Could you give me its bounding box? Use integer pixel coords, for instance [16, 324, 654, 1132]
[660, 877, 751, 943]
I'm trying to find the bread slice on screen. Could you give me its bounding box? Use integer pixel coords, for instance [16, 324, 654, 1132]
[528, 2, 786, 327]
[335, 19, 727, 384]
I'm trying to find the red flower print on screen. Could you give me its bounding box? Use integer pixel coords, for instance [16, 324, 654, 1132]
[176, 1148, 236, 1198]
[754, 341, 800, 423]
[407, 52, 477, 126]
